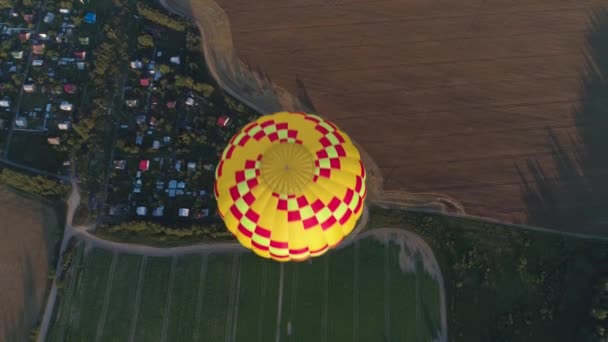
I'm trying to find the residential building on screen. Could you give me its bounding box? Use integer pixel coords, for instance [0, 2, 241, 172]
[185, 97, 195, 106]
[136, 206, 147, 216]
[217, 115, 230, 127]
[74, 51, 86, 60]
[43, 12, 54, 23]
[83, 12, 96, 24]
[170, 56, 180, 64]
[79, 37, 90, 45]
[139, 160, 150, 171]
[32, 59, 44, 67]
[18, 32, 30, 42]
[178, 208, 189, 217]
[152, 206, 164, 217]
[0, 100, 10, 108]
[125, 99, 138, 107]
[47, 137, 60, 145]
[113, 160, 126, 169]
[58, 122, 71, 130]
[32, 43, 45, 55]
[15, 117, 27, 128]
[23, 83, 35, 92]
[11, 51, 23, 59]
[63, 83, 77, 94]
[130, 60, 142, 69]
[59, 101, 73, 111]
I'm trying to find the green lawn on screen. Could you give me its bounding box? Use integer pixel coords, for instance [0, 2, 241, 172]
[46, 237, 443, 342]
[6, 131, 68, 174]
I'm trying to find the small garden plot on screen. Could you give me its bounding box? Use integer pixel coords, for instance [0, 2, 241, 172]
[6, 130, 68, 174]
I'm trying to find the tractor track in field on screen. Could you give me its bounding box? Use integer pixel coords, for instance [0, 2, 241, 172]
[160, 257, 178, 342]
[256, 262, 268, 341]
[225, 255, 240, 342]
[94, 252, 118, 342]
[128, 256, 147, 342]
[384, 235, 391, 341]
[230, 257, 243, 342]
[274, 264, 285, 342]
[353, 241, 360, 342]
[193, 255, 208, 342]
[288, 266, 299, 341]
[321, 257, 329, 342]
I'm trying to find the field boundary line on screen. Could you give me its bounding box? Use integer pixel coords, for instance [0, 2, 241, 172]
[384, 234, 391, 341]
[128, 256, 147, 342]
[231, 256, 243, 342]
[160, 256, 178, 342]
[321, 257, 329, 342]
[225, 255, 239, 342]
[274, 263, 285, 342]
[193, 255, 208, 342]
[288, 266, 299, 341]
[416, 260, 422, 342]
[94, 251, 118, 342]
[353, 241, 359, 342]
[257, 262, 268, 341]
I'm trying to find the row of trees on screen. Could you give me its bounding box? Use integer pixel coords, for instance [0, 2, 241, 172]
[589, 276, 608, 340]
[136, 2, 186, 31]
[0, 169, 68, 198]
[98, 220, 233, 244]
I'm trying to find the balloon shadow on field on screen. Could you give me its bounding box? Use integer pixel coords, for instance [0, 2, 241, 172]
[517, 6, 608, 235]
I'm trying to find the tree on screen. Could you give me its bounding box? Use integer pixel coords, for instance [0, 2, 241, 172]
[138, 34, 154, 48]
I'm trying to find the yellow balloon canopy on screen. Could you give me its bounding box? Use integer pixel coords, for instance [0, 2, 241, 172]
[214, 112, 366, 261]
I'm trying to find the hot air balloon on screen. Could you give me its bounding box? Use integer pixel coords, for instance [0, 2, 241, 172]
[214, 112, 366, 261]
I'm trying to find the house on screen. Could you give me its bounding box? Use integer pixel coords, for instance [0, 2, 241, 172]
[156, 180, 165, 190]
[139, 78, 150, 87]
[217, 115, 230, 127]
[76, 62, 85, 70]
[136, 206, 147, 216]
[0, 100, 10, 108]
[163, 136, 171, 144]
[63, 83, 77, 94]
[74, 51, 86, 60]
[130, 60, 142, 69]
[37, 33, 48, 40]
[23, 13, 34, 23]
[135, 133, 144, 145]
[18, 32, 30, 42]
[170, 56, 180, 64]
[178, 208, 189, 217]
[32, 44, 45, 55]
[11, 51, 23, 59]
[47, 137, 60, 145]
[135, 114, 146, 125]
[139, 160, 150, 171]
[175, 160, 182, 172]
[152, 140, 161, 149]
[149, 116, 158, 126]
[59, 8, 70, 14]
[187, 162, 196, 171]
[23, 83, 35, 93]
[59, 101, 73, 111]
[125, 99, 138, 107]
[83, 12, 96, 24]
[168, 180, 177, 189]
[133, 179, 142, 193]
[79, 37, 90, 45]
[203, 163, 214, 171]
[152, 206, 164, 217]
[196, 208, 210, 219]
[177, 181, 186, 189]
[43, 12, 54, 23]
[15, 117, 27, 128]
[32, 59, 44, 67]
[185, 97, 195, 106]
[113, 160, 126, 169]
[166, 100, 176, 109]
[58, 122, 71, 130]
[151, 97, 159, 106]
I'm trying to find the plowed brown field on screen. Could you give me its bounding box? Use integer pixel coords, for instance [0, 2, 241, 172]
[172, 0, 608, 232]
[0, 188, 60, 341]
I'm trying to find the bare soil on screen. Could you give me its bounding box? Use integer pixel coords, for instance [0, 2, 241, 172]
[0, 187, 59, 342]
[168, 0, 607, 231]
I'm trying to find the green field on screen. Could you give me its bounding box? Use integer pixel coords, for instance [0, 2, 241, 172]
[47, 237, 443, 342]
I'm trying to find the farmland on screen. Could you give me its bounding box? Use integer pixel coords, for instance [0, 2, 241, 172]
[166, 0, 608, 234]
[0, 186, 63, 342]
[46, 235, 444, 342]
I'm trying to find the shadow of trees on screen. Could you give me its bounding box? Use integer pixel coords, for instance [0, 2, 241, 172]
[518, 6, 608, 235]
